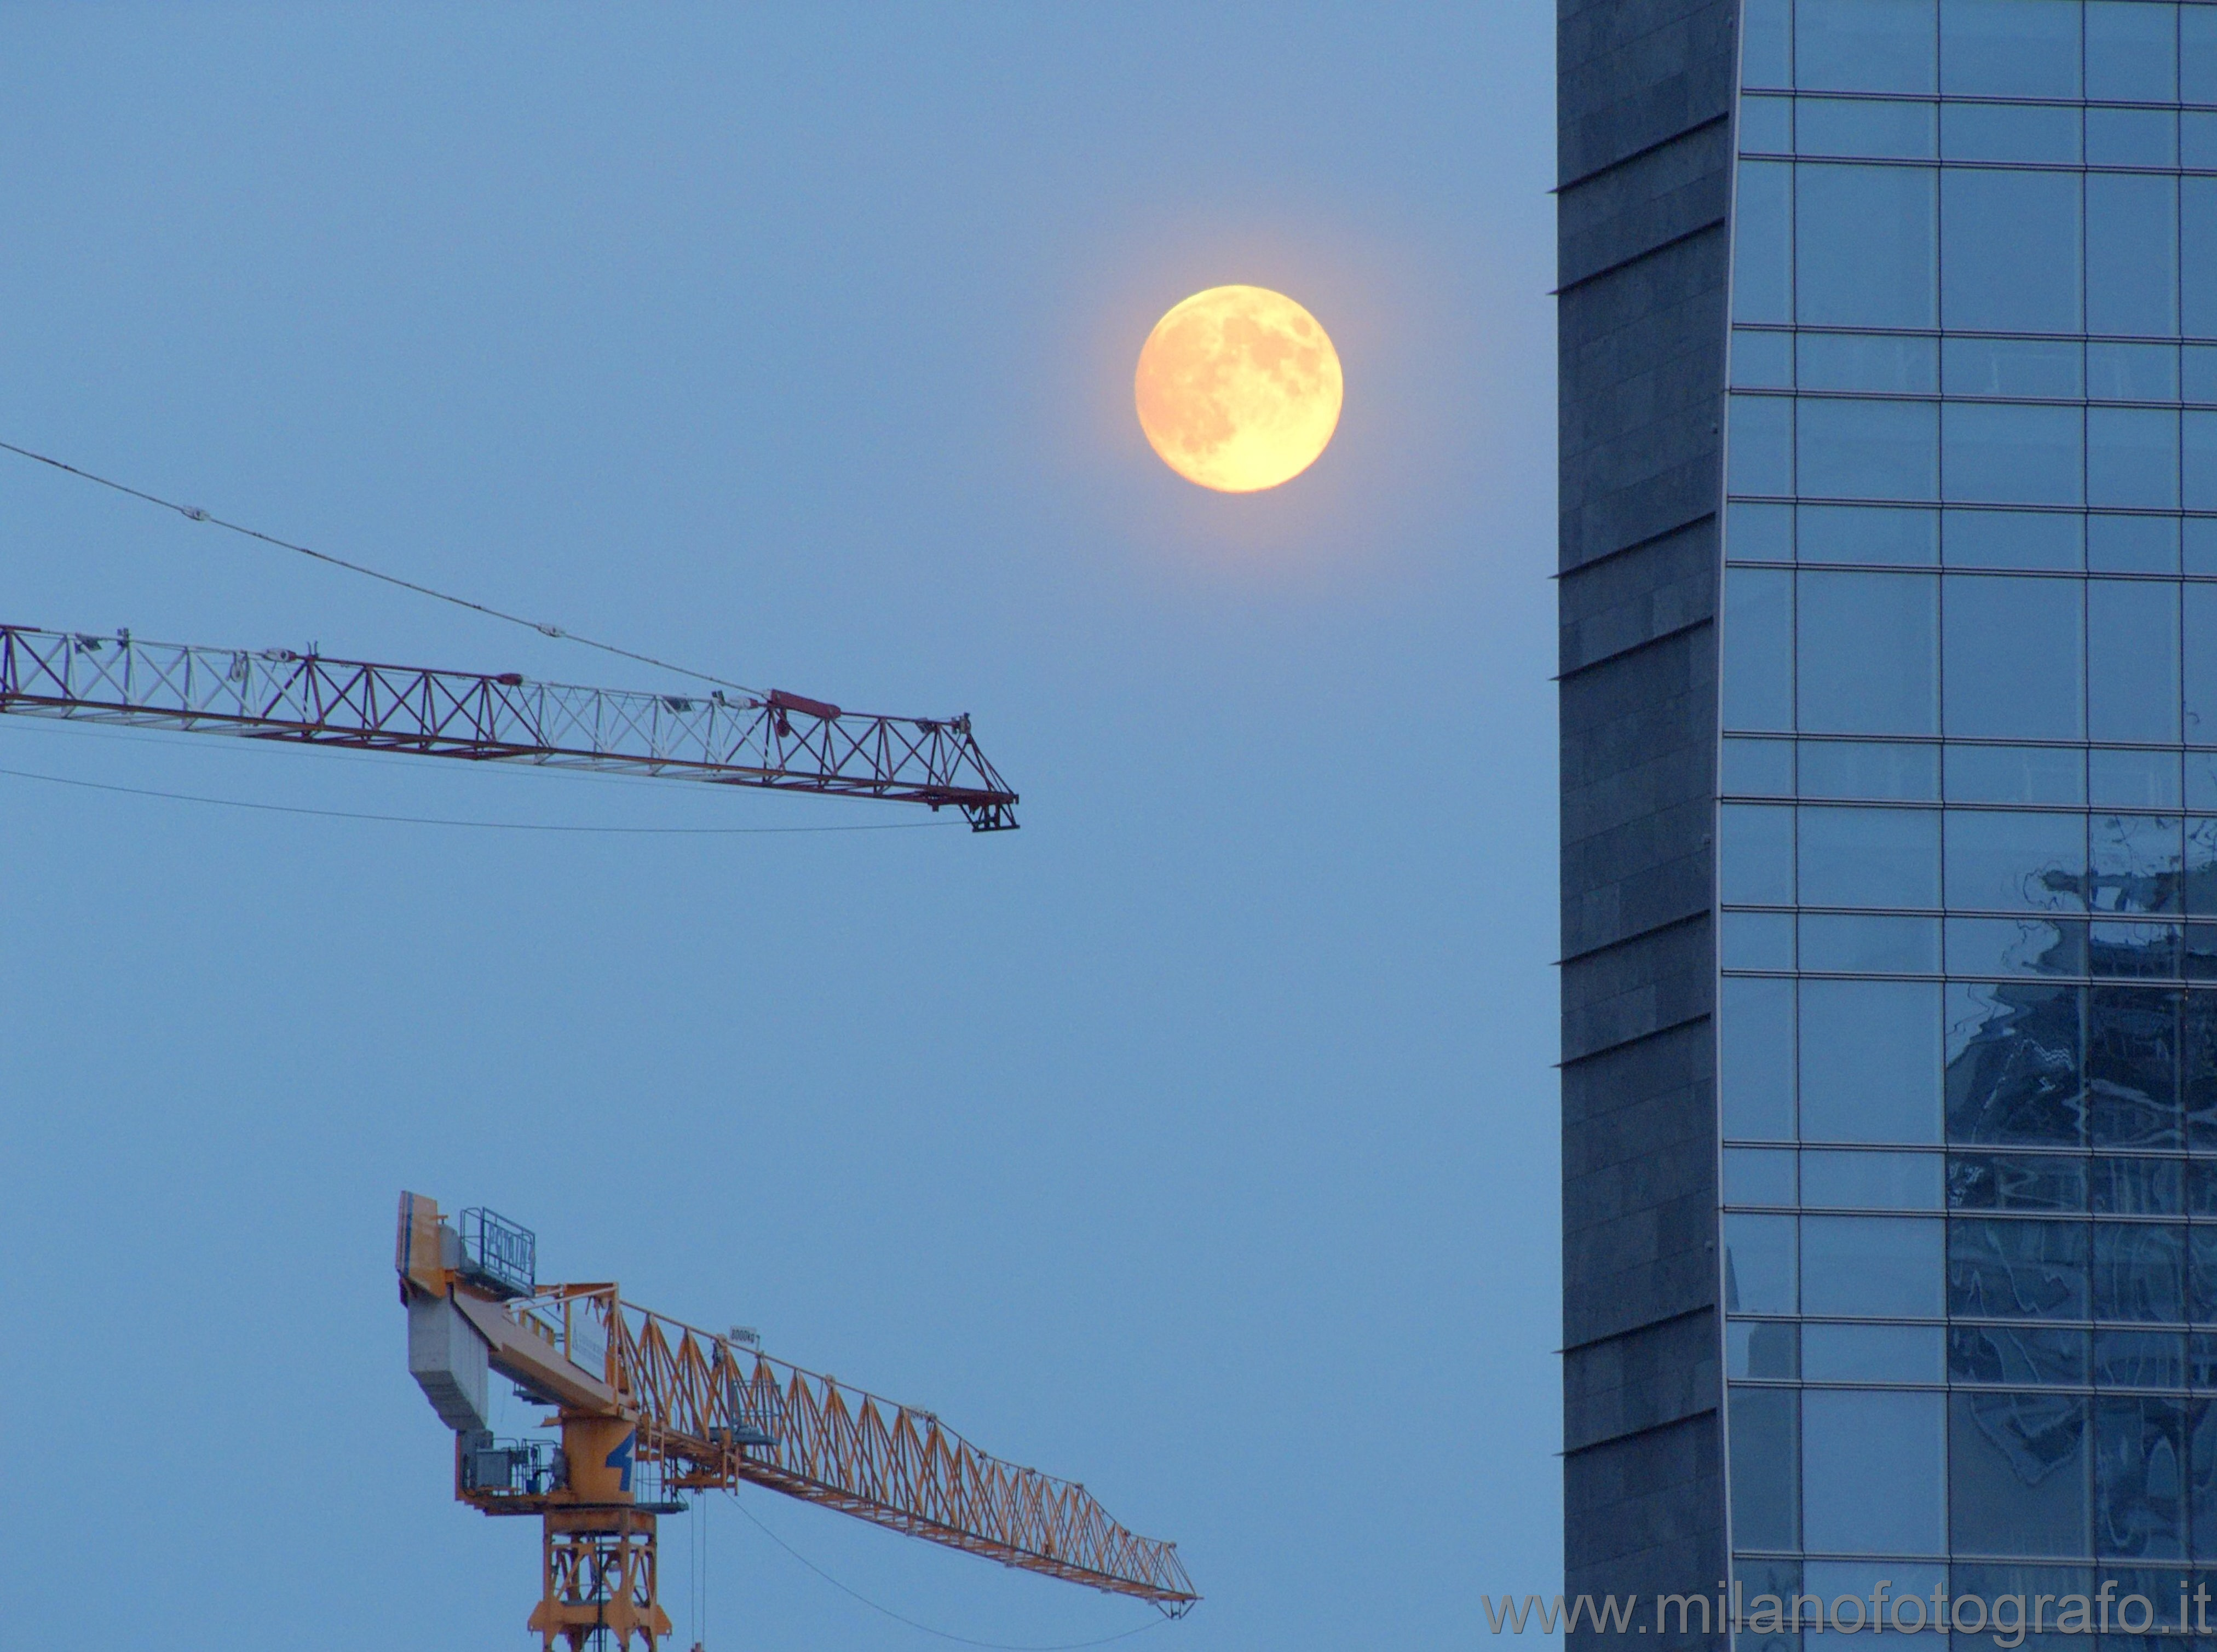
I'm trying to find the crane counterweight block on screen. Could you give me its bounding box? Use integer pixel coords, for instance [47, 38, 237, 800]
[0, 623, 1020, 828]
[394, 1192, 1196, 1647]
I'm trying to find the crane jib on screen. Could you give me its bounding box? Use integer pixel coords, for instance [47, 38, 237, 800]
[395, 1192, 1194, 1647]
[0, 623, 1018, 830]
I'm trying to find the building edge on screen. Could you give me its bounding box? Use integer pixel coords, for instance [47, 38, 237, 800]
[1557, 2, 1739, 1647]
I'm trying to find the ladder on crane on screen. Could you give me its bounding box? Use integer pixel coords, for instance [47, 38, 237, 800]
[398, 1194, 1196, 1648]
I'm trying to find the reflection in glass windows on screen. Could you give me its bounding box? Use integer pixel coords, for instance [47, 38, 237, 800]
[1950, 1217, 2089, 1319]
[1951, 1390, 2091, 1558]
[2094, 1397, 2187, 1560]
[1945, 810, 2085, 914]
[1729, 1317, 1799, 1380]
[1947, 983, 2085, 1146]
[2093, 1222, 2185, 1323]
[1949, 1322, 2090, 1388]
[1945, 914, 2086, 978]
[1800, 911, 1939, 973]
[2089, 1156, 2183, 1218]
[1949, 1152, 2087, 1213]
[2093, 1328, 2185, 1391]
[1718, 0, 2217, 1588]
[2091, 749, 2179, 812]
[2086, 986, 2181, 1149]
[2090, 816, 2183, 917]
[2185, 995, 2217, 1152]
[2193, 1227, 2217, 1323]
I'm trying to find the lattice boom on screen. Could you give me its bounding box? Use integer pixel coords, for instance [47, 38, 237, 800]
[531, 1290, 1195, 1611]
[0, 624, 1017, 828]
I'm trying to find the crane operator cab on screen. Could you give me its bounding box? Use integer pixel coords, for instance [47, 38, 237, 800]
[399, 1191, 678, 1648]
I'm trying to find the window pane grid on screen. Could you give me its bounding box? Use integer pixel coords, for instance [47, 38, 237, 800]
[1717, 0, 2217, 1580]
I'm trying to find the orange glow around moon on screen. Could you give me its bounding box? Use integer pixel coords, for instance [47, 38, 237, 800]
[1133, 285, 1343, 493]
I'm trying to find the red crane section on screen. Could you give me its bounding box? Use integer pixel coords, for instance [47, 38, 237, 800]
[0, 623, 1018, 829]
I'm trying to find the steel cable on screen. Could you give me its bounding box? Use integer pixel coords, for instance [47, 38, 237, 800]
[723, 1491, 1177, 1652]
[0, 438, 763, 695]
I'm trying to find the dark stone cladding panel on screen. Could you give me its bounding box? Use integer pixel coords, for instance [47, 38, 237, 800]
[1562, 911, 1713, 1064]
[1558, 227, 1729, 575]
[1565, 1410, 1729, 1652]
[1559, 0, 1737, 187]
[1560, 621, 1715, 961]
[1559, 517, 1717, 680]
[1559, 2, 1735, 1633]
[1559, 118, 1731, 293]
[1565, 1308, 1721, 1455]
[1562, 1013, 1718, 1348]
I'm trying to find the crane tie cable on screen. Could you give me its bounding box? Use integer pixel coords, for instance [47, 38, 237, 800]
[0, 762, 958, 834]
[0, 438, 763, 697]
[723, 1491, 1177, 1652]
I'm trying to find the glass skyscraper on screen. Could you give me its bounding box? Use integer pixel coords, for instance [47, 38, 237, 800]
[1560, 3, 2217, 1646]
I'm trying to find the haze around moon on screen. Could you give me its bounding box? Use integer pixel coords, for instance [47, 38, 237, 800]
[1133, 285, 1343, 493]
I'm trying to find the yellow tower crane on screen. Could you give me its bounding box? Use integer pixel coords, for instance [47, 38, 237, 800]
[397, 1193, 1196, 1648]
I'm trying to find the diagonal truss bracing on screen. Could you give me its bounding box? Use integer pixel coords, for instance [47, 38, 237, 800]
[0, 623, 1018, 828]
[521, 1289, 1196, 1612]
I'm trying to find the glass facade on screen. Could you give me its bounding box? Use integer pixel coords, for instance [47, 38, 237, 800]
[1719, 1, 2217, 1642]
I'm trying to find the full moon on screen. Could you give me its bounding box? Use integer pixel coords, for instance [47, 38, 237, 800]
[1134, 285, 1343, 493]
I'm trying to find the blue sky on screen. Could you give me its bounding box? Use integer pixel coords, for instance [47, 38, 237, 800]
[0, 7, 1558, 1648]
